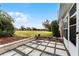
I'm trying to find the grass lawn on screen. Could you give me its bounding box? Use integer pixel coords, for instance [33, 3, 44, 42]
[0, 31, 52, 45]
[14, 31, 52, 37]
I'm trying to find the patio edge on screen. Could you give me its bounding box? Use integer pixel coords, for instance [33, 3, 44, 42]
[0, 37, 34, 54]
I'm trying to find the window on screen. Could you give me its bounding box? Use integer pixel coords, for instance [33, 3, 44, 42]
[64, 29, 68, 40]
[69, 4, 76, 46]
[64, 17, 68, 40]
[70, 25, 76, 45]
[70, 16, 76, 25]
[70, 4, 76, 16]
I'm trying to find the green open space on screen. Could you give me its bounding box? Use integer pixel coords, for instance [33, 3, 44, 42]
[14, 31, 52, 37]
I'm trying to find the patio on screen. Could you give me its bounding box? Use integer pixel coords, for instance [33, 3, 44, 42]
[0, 38, 70, 56]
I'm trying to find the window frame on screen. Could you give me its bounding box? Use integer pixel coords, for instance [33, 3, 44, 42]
[64, 16, 68, 40]
[69, 3, 76, 46]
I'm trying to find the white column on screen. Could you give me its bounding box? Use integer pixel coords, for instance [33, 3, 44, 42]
[59, 18, 64, 40]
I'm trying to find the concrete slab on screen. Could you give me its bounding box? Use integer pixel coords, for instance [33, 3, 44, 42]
[37, 45, 45, 50]
[41, 53, 52, 56]
[25, 43, 33, 46]
[31, 44, 38, 48]
[16, 45, 27, 51]
[48, 43, 55, 47]
[57, 42, 64, 46]
[32, 41, 37, 43]
[29, 50, 42, 56]
[50, 41, 55, 44]
[45, 47, 54, 54]
[22, 46, 33, 54]
[36, 40, 42, 43]
[0, 50, 16, 56]
[38, 40, 44, 42]
[37, 42, 41, 44]
[41, 42, 48, 45]
[56, 45, 65, 49]
[44, 40, 49, 43]
[55, 49, 68, 56]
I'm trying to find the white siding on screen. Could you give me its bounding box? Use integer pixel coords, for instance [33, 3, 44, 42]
[63, 37, 69, 49]
[69, 41, 78, 56]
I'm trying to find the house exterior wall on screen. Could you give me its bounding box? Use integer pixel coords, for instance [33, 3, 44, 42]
[58, 3, 73, 21]
[58, 3, 79, 56]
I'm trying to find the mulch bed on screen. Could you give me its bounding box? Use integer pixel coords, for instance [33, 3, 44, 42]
[0, 37, 28, 45]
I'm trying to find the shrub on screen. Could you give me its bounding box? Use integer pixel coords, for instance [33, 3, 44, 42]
[0, 10, 14, 37]
[51, 20, 60, 37]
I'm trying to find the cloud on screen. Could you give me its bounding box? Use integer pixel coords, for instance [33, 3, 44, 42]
[8, 12, 31, 28]
[8, 12, 44, 29]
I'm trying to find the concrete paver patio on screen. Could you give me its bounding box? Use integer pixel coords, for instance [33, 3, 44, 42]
[0, 38, 70, 56]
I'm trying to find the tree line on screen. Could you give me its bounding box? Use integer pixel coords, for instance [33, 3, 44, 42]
[15, 26, 48, 31]
[0, 10, 60, 37]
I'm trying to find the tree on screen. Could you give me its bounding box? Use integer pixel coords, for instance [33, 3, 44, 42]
[20, 26, 26, 31]
[51, 20, 60, 37]
[0, 10, 14, 37]
[42, 19, 51, 31]
[32, 27, 37, 31]
[26, 27, 31, 31]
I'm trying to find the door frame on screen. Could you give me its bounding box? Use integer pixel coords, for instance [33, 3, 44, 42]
[76, 3, 79, 56]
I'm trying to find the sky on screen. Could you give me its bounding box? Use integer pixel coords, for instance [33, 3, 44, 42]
[0, 3, 59, 29]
